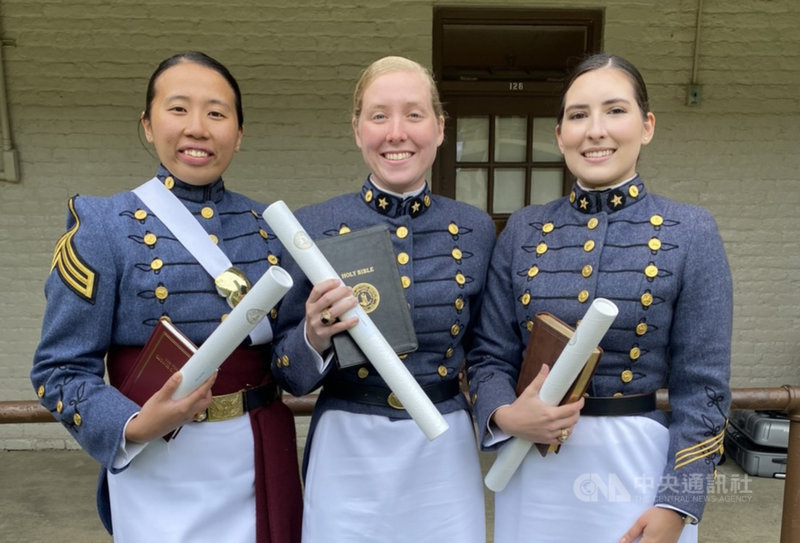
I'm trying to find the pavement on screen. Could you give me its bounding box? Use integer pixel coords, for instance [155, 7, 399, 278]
[0, 449, 787, 542]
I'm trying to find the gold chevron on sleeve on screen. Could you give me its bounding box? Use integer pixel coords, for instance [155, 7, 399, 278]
[50, 198, 98, 302]
[673, 424, 726, 470]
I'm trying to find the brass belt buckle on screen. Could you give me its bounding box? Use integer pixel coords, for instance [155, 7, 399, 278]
[387, 392, 404, 410]
[206, 390, 245, 421]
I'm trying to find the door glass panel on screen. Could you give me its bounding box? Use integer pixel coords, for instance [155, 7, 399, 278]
[494, 116, 527, 162]
[455, 168, 488, 210]
[532, 117, 561, 161]
[456, 117, 489, 162]
[494, 168, 525, 213]
[530, 168, 564, 205]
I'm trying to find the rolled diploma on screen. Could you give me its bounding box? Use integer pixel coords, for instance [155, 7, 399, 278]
[263, 200, 449, 441]
[172, 265, 294, 400]
[484, 297, 619, 492]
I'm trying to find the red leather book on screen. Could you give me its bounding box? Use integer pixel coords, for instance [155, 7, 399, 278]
[117, 317, 197, 440]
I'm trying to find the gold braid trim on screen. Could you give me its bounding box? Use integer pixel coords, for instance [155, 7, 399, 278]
[673, 423, 727, 470]
[50, 198, 97, 302]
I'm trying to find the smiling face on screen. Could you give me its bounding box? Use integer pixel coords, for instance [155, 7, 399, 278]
[141, 61, 243, 186]
[352, 69, 444, 194]
[556, 66, 655, 189]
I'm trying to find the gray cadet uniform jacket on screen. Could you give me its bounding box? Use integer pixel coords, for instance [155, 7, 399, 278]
[271, 177, 495, 468]
[31, 167, 282, 532]
[466, 176, 733, 521]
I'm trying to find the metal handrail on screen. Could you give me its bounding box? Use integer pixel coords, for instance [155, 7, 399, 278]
[2, 386, 799, 542]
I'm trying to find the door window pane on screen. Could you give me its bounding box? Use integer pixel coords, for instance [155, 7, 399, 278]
[494, 116, 527, 162]
[532, 117, 561, 161]
[456, 168, 488, 211]
[530, 168, 563, 205]
[456, 117, 489, 162]
[494, 168, 526, 213]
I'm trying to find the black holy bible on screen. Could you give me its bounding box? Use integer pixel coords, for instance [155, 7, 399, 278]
[317, 224, 418, 368]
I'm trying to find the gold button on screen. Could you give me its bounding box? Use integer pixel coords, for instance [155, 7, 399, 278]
[521, 292, 531, 306]
[471, 392, 478, 404]
[424, 194, 431, 207]
[613, 392, 624, 398]
[645, 264, 658, 278]
[455, 273, 466, 286]
[358, 367, 369, 379]
[209, 234, 219, 244]
[401, 276, 411, 288]
[445, 347, 454, 358]
[37, 385, 44, 398]
[282, 354, 290, 367]
[628, 185, 639, 198]
[396, 226, 409, 239]
[578, 290, 589, 303]
[56, 400, 63, 413]
[397, 252, 409, 265]
[527, 265, 539, 278]
[451, 247, 462, 260]
[630, 347, 641, 360]
[134, 209, 147, 220]
[268, 254, 278, 265]
[259, 229, 268, 239]
[450, 323, 460, 336]
[164, 176, 175, 189]
[448, 223, 459, 235]
[526, 320, 534, 331]
[364, 190, 373, 203]
[582, 265, 593, 278]
[269, 308, 278, 319]
[636, 322, 648, 336]
[536, 242, 547, 255]
[155, 286, 168, 300]
[73, 413, 82, 426]
[584, 240, 595, 252]
[454, 297, 465, 311]
[143, 233, 157, 246]
[648, 238, 661, 251]
[150, 258, 163, 271]
[201, 206, 214, 219]
[333, 226, 348, 236]
[650, 215, 664, 227]
[621, 370, 633, 383]
[221, 313, 229, 322]
[641, 292, 653, 307]
[569, 191, 576, 203]
[587, 217, 599, 230]
[438, 365, 448, 377]
[542, 222, 554, 233]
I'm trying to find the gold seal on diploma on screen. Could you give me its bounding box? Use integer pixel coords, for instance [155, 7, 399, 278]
[215, 266, 252, 307]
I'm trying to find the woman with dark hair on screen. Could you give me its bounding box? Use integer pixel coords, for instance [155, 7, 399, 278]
[31, 52, 301, 542]
[467, 52, 732, 543]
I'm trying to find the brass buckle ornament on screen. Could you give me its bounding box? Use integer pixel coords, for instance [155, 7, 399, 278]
[206, 390, 245, 422]
[215, 266, 252, 308]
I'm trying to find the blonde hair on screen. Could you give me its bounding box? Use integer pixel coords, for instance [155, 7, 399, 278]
[352, 56, 444, 122]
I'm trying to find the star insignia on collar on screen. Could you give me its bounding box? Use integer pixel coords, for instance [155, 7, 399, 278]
[579, 197, 589, 210]
[611, 194, 624, 207]
[377, 197, 389, 210]
[411, 201, 421, 213]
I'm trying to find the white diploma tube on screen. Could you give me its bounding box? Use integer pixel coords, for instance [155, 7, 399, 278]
[263, 200, 449, 441]
[484, 298, 619, 492]
[172, 266, 294, 399]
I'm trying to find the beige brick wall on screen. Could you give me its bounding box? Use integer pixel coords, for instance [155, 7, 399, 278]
[1, 0, 798, 450]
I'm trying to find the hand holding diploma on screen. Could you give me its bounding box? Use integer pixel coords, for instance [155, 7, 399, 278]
[484, 298, 619, 492]
[263, 200, 449, 441]
[172, 265, 294, 399]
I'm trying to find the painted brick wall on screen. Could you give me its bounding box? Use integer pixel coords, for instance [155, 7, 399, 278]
[0, 0, 797, 450]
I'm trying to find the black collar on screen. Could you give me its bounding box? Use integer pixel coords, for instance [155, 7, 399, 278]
[568, 176, 647, 215]
[359, 177, 432, 218]
[156, 165, 225, 204]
